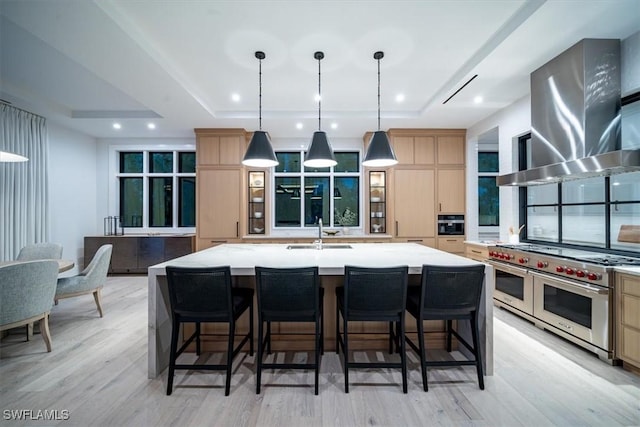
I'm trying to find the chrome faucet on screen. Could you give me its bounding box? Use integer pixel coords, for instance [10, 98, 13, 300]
[316, 218, 323, 250]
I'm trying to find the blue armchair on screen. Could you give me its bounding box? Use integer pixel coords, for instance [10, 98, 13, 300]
[55, 244, 112, 317]
[0, 260, 59, 352]
[17, 243, 63, 261]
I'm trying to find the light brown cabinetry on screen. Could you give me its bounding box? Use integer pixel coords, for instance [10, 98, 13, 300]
[195, 129, 248, 251]
[196, 129, 247, 166]
[437, 237, 465, 255]
[465, 242, 489, 262]
[616, 272, 640, 370]
[437, 169, 465, 213]
[384, 129, 466, 247]
[197, 168, 242, 249]
[393, 169, 435, 239]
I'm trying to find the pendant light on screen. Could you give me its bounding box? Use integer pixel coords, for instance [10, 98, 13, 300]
[304, 51, 337, 168]
[242, 51, 279, 167]
[362, 51, 398, 167]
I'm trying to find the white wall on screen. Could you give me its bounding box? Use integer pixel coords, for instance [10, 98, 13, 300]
[48, 122, 98, 274]
[466, 95, 531, 242]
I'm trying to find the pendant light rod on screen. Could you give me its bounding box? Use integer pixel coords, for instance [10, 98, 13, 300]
[242, 51, 278, 167]
[374, 51, 383, 131]
[256, 51, 265, 130]
[315, 51, 324, 131]
[362, 50, 398, 167]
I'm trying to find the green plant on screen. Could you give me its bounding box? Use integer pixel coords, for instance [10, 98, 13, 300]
[335, 207, 357, 226]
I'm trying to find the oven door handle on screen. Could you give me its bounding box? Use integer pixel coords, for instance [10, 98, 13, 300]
[487, 261, 529, 276]
[531, 271, 609, 295]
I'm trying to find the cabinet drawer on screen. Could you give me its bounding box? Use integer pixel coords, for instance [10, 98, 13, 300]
[622, 294, 640, 330]
[619, 273, 640, 298]
[620, 325, 640, 367]
[438, 237, 465, 254]
[466, 245, 489, 262]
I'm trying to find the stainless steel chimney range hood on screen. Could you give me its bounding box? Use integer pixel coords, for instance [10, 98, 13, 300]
[498, 39, 640, 186]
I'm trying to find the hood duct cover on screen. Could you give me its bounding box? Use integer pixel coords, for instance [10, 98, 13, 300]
[498, 39, 640, 186]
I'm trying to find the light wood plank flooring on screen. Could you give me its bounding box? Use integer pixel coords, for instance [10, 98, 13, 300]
[1, 276, 639, 426]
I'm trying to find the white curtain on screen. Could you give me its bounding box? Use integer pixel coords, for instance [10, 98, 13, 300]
[0, 104, 49, 261]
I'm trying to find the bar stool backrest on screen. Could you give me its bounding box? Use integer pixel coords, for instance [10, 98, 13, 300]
[420, 265, 485, 312]
[165, 266, 233, 321]
[255, 266, 319, 320]
[344, 266, 408, 317]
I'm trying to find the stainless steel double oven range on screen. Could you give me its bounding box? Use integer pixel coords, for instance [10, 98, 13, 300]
[488, 244, 640, 362]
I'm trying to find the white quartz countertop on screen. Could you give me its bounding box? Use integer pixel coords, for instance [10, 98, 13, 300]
[149, 243, 481, 276]
[615, 266, 640, 276]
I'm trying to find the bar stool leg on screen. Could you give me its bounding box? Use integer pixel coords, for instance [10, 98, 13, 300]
[256, 319, 263, 394]
[471, 311, 484, 390]
[417, 317, 428, 391]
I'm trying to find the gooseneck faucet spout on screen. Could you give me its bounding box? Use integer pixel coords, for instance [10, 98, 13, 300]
[315, 218, 323, 249]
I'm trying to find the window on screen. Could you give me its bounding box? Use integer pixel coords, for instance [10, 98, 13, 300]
[117, 150, 196, 229]
[478, 151, 499, 226]
[520, 129, 640, 252]
[273, 151, 360, 228]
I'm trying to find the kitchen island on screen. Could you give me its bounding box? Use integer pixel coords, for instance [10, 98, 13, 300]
[148, 243, 494, 378]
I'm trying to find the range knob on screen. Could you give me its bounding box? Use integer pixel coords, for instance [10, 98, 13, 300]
[565, 267, 575, 275]
[500, 253, 507, 259]
[518, 257, 529, 264]
[576, 270, 585, 278]
[537, 261, 548, 268]
[587, 272, 601, 281]
[556, 266, 565, 273]
[489, 251, 495, 257]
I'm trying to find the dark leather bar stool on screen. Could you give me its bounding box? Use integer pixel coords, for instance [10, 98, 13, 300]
[336, 265, 409, 393]
[254, 266, 323, 395]
[405, 264, 485, 391]
[165, 266, 254, 396]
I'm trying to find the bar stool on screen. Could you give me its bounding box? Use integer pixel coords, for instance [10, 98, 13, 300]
[405, 264, 485, 391]
[254, 266, 323, 395]
[336, 265, 409, 393]
[165, 266, 253, 396]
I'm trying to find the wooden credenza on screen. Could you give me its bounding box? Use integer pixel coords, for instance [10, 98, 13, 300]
[84, 235, 195, 274]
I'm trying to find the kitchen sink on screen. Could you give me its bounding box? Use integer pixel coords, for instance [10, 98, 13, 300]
[286, 244, 352, 250]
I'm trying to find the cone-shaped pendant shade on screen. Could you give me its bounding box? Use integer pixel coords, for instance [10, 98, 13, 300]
[243, 131, 278, 167]
[304, 131, 337, 168]
[363, 131, 398, 167]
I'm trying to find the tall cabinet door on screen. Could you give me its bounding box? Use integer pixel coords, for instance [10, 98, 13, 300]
[393, 169, 435, 237]
[437, 169, 465, 213]
[197, 168, 241, 240]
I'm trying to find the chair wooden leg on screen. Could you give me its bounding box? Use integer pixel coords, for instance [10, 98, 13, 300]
[93, 289, 104, 318]
[195, 322, 201, 355]
[343, 316, 349, 394]
[256, 320, 263, 394]
[400, 319, 407, 394]
[417, 317, 428, 391]
[249, 301, 254, 356]
[167, 318, 180, 395]
[225, 322, 235, 396]
[471, 312, 485, 390]
[39, 315, 52, 352]
[315, 316, 320, 395]
[26, 323, 33, 341]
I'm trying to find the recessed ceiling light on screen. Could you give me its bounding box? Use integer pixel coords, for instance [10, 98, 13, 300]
[231, 93, 241, 102]
[296, 122, 303, 130]
[330, 122, 338, 129]
[112, 123, 121, 130]
[147, 123, 156, 130]
[395, 93, 405, 103]
[314, 94, 321, 102]
[474, 96, 483, 104]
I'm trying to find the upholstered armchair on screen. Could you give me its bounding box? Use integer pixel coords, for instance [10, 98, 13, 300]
[17, 243, 63, 261]
[0, 260, 59, 352]
[55, 244, 112, 317]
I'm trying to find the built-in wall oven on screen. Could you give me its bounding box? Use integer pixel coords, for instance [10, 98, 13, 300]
[487, 244, 640, 362]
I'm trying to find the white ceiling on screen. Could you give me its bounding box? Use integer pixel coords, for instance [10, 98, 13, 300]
[1, 0, 639, 140]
